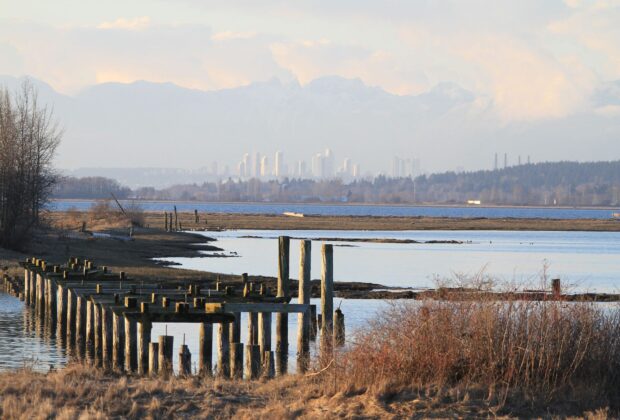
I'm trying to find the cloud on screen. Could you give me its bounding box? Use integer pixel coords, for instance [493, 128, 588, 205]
[211, 31, 257, 41]
[0, 20, 288, 93]
[97, 16, 151, 30]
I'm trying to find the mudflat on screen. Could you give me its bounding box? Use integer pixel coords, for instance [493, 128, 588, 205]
[141, 211, 620, 231]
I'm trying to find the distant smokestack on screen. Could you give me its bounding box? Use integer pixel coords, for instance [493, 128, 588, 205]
[494, 153, 498, 171]
[504, 153, 507, 169]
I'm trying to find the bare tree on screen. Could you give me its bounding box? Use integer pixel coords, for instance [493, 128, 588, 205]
[0, 80, 61, 249]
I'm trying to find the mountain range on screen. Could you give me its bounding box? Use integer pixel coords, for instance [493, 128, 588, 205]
[0, 75, 619, 175]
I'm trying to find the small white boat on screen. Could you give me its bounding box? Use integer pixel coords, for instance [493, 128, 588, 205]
[283, 212, 304, 218]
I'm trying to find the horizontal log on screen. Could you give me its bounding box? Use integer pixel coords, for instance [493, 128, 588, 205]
[206, 302, 313, 314]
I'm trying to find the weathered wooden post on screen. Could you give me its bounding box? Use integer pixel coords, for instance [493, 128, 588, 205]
[179, 344, 192, 376]
[244, 344, 260, 380]
[158, 335, 174, 377]
[29, 267, 35, 307]
[66, 289, 77, 347]
[297, 239, 311, 372]
[217, 322, 230, 377]
[46, 277, 57, 324]
[75, 295, 87, 358]
[248, 312, 258, 345]
[93, 303, 103, 367]
[552, 278, 561, 299]
[85, 300, 95, 362]
[258, 312, 272, 358]
[262, 351, 275, 379]
[230, 342, 244, 379]
[309, 305, 317, 340]
[199, 323, 213, 376]
[194, 209, 199, 224]
[149, 342, 159, 375]
[124, 316, 138, 373]
[23, 266, 30, 306]
[229, 312, 241, 344]
[276, 236, 290, 376]
[164, 212, 168, 231]
[321, 244, 334, 337]
[102, 307, 114, 369]
[137, 303, 152, 375]
[112, 312, 125, 371]
[334, 309, 345, 347]
[36, 273, 45, 316]
[174, 206, 179, 231]
[57, 284, 68, 339]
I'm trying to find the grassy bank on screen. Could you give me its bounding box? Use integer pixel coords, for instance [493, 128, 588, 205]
[1, 296, 618, 418]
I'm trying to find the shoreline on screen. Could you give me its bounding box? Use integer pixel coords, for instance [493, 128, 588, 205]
[49, 198, 620, 211]
[1, 211, 618, 300]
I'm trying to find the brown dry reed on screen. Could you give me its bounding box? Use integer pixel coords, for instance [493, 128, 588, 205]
[338, 291, 620, 411]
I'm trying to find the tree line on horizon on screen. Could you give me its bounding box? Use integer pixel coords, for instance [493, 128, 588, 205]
[54, 160, 620, 207]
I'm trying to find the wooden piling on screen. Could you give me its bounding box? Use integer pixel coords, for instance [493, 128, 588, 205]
[56, 284, 68, 338]
[276, 236, 290, 376]
[230, 342, 244, 379]
[102, 307, 114, 369]
[23, 268, 30, 305]
[248, 312, 258, 345]
[334, 309, 345, 347]
[258, 312, 272, 357]
[179, 345, 192, 376]
[217, 322, 230, 377]
[93, 303, 103, 367]
[112, 312, 125, 371]
[85, 300, 95, 362]
[297, 239, 311, 372]
[137, 311, 152, 375]
[199, 323, 213, 376]
[321, 244, 334, 337]
[124, 316, 138, 373]
[148, 342, 159, 375]
[75, 295, 87, 357]
[552, 278, 561, 299]
[244, 344, 260, 380]
[158, 335, 174, 377]
[262, 350, 275, 379]
[309, 305, 317, 340]
[66, 289, 77, 346]
[229, 312, 241, 344]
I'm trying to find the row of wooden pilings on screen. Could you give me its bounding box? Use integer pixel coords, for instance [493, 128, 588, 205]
[8, 236, 345, 379]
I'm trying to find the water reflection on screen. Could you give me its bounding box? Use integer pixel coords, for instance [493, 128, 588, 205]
[162, 230, 620, 293]
[0, 293, 68, 371]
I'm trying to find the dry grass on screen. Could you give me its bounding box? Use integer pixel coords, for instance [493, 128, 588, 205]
[334, 294, 620, 416]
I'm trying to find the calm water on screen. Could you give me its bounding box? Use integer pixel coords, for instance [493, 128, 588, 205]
[49, 199, 619, 219]
[4, 227, 620, 372]
[162, 229, 620, 293]
[0, 291, 386, 373]
[0, 293, 67, 371]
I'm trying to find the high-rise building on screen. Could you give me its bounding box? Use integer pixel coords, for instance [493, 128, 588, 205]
[242, 153, 250, 178]
[352, 164, 360, 178]
[343, 158, 351, 177]
[253, 152, 261, 178]
[312, 153, 324, 178]
[494, 153, 498, 171]
[504, 153, 508, 169]
[274, 151, 283, 178]
[324, 148, 334, 178]
[260, 156, 269, 177]
[298, 160, 307, 178]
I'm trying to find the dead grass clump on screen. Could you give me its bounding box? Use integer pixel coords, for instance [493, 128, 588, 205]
[339, 297, 620, 414]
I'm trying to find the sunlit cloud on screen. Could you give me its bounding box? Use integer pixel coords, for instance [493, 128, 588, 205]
[97, 16, 151, 31]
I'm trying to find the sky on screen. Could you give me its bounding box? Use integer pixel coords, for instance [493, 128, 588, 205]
[1, 0, 619, 120]
[0, 0, 619, 173]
